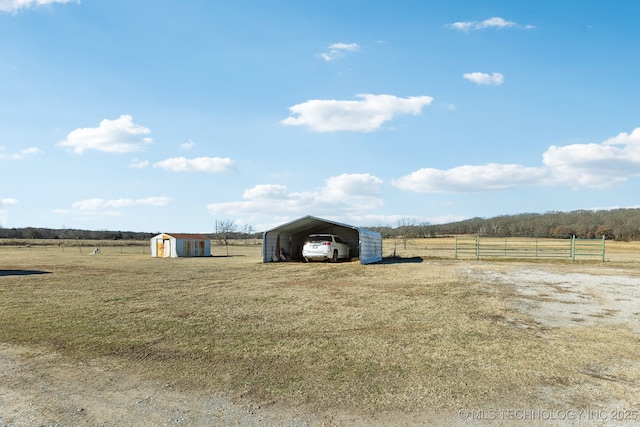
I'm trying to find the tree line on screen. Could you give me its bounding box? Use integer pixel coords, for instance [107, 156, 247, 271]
[367, 208, 640, 241]
[2, 208, 639, 242]
[0, 220, 260, 242]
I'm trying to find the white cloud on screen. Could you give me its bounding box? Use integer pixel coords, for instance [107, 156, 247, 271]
[242, 184, 290, 200]
[447, 17, 534, 31]
[448, 21, 475, 32]
[320, 42, 360, 61]
[393, 127, 640, 193]
[72, 198, 107, 211]
[393, 164, 549, 193]
[330, 42, 359, 51]
[181, 139, 195, 149]
[137, 196, 172, 207]
[58, 115, 152, 154]
[0, 0, 78, 13]
[322, 173, 383, 200]
[0, 146, 43, 160]
[70, 196, 172, 211]
[543, 127, 640, 188]
[476, 17, 517, 29]
[281, 94, 433, 132]
[463, 72, 504, 85]
[129, 158, 149, 168]
[153, 156, 236, 173]
[207, 173, 384, 220]
[1, 198, 19, 206]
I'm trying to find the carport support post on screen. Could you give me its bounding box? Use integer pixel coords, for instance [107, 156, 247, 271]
[571, 235, 576, 261]
[601, 235, 606, 262]
[475, 234, 480, 260]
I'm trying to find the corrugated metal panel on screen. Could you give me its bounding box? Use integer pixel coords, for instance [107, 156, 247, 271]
[150, 233, 210, 257]
[263, 216, 382, 264]
[359, 230, 383, 264]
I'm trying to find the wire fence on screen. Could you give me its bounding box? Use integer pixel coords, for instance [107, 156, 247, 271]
[454, 235, 606, 261]
[0, 238, 262, 257]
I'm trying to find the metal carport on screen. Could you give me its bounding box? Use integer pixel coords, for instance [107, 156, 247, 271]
[262, 215, 382, 265]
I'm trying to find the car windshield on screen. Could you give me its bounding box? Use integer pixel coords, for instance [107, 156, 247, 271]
[308, 235, 332, 243]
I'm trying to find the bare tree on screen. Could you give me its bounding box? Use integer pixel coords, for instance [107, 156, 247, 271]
[215, 220, 237, 256]
[241, 224, 256, 245]
[397, 217, 417, 250]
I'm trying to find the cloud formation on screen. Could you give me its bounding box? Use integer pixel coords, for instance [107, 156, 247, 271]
[447, 17, 534, 31]
[393, 164, 549, 193]
[281, 94, 433, 132]
[393, 127, 640, 193]
[54, 196, 171, 220]
[207, 173, 384, 220]
[463, 72, 504, 86]
[1, 198, 19, 206]
[153, 156, 236, 173]
[71, 196, 172, 211]
[543, 127, 640, 188]
[181, 139, 195, 149]
[0, 0, 78, 13]
[129, 158, 149, 168]
[320, 42, 360, 61]
[0, 146, 43, 159]
[58, 115, 152, 154]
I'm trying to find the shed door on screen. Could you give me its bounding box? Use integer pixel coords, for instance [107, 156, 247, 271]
[157, 239, 171, 257]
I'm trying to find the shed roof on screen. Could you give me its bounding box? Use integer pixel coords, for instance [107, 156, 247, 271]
[156, 233, 210, 240]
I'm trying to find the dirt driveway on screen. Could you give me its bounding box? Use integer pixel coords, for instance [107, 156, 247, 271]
[463, 264, 640, 333]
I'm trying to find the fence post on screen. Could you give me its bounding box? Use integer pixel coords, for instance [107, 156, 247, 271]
[454, 235, 458, 260]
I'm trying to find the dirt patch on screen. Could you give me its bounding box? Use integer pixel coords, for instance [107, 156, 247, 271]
[464, 266, 640, 332]
[0, 344, 339, 426]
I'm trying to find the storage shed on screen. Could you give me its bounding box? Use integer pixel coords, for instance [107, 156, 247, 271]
[263, 216, 382, 265]
[150, 233, 211, 258]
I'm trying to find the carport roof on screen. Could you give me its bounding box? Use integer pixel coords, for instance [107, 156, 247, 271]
[264, 215, 360, 234]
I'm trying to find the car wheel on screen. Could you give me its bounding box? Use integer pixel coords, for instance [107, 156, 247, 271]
[332, 250, 338, 262]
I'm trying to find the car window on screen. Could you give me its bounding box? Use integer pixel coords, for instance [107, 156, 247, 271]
[309, 235, 331, 242]
[335, 236, 345, 244]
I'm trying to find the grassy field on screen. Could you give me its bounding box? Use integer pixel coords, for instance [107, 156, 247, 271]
[1, 238, 639, 418]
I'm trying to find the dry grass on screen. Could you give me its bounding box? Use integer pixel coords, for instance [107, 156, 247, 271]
[1, 239, 639, 417]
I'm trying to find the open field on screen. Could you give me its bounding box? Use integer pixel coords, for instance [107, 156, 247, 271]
[1, 238, 639, 426]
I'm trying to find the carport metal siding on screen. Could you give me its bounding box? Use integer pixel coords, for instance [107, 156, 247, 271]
[262, 216, 382, 264]
[359, 229, 383, 264]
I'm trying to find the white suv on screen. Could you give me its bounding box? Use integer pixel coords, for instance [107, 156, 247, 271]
[302, 234, 351, 262]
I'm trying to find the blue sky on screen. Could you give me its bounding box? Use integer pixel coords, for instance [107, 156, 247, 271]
[1, 0, 639, 233]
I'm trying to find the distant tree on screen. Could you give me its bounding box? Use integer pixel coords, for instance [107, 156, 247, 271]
[241, 224, 256, 244]
[396, 218, 417, 249]
[215, 219, 237, 255]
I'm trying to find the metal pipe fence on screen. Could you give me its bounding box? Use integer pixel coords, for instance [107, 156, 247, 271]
[454, 235, 605, 262]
